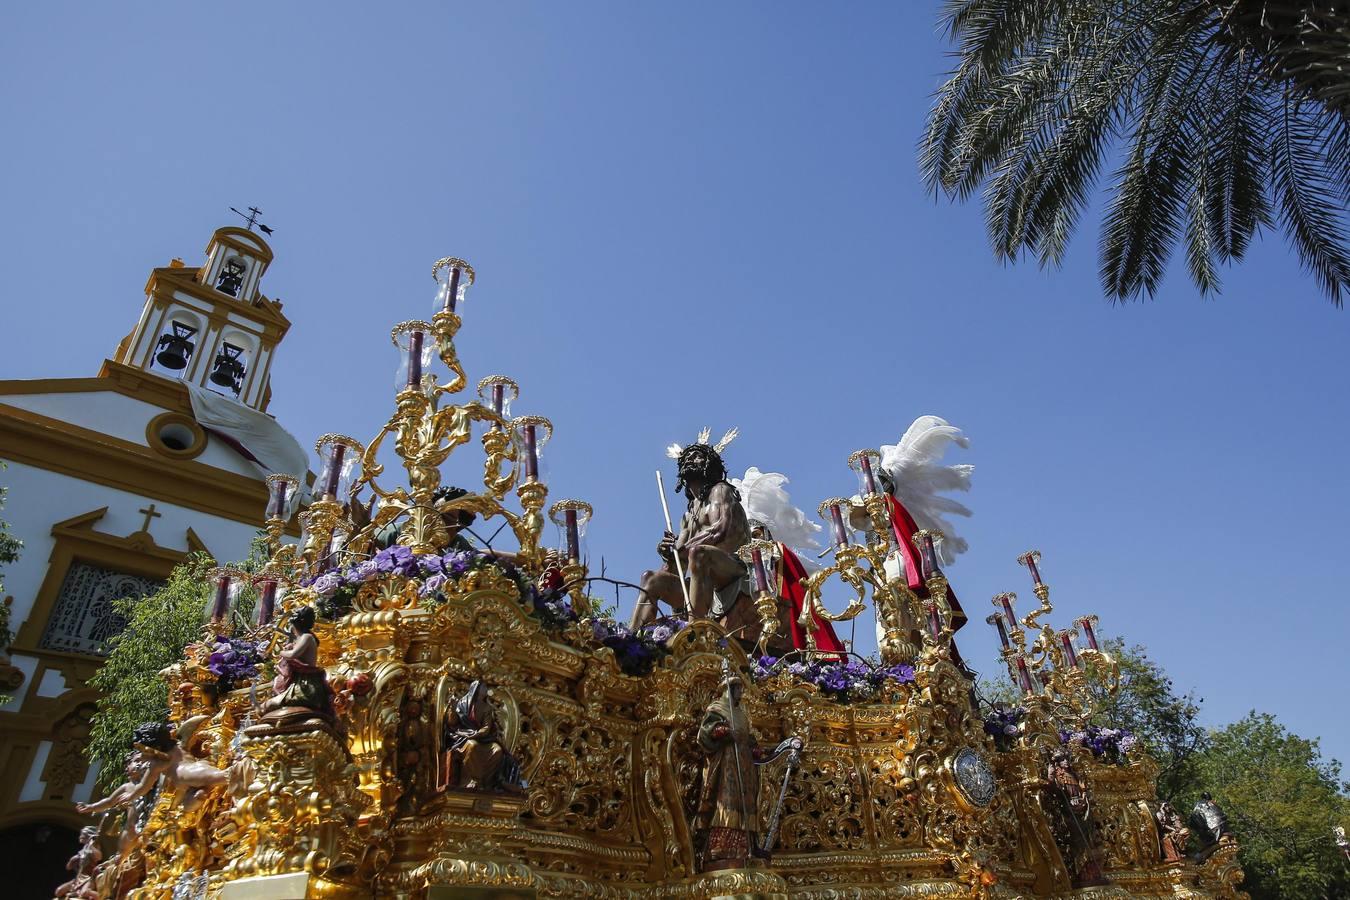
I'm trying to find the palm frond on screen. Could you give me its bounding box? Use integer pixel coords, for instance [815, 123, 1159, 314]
[1268, 96, 1350, 305]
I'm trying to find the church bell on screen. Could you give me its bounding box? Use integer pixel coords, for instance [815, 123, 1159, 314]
[209, 343, 246, 394]
[154, 322, 197, 370]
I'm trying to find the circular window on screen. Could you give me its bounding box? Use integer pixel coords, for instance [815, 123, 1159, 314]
[145, 412, 207, 460]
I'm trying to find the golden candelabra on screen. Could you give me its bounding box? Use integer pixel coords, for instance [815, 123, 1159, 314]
[987, 550, 1121, 729]
[88, 254, 1247, 900]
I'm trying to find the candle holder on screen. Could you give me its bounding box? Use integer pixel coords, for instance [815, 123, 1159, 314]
[986, 612, 1012, 652]
[511, 416, 553, 484]
[392, 320, 436, 408]
[549, 499, 592, 616]
[848, 449, 884, 498]
[432, 256, 474, 315]
[315, 434, 365, 502]
[817, 498, 854, 551]
[737, 539, 782, 653]
[1074, 614, 1100, 652]
[206, 566, 248, 628]
[548, 499, 592, 564]
[429, 257, 474, 395]
[251, 571, 289, 627]
[1018, 549, 1048, 601]
[263, 473, 299, 551]
[477, 375, 518, 426]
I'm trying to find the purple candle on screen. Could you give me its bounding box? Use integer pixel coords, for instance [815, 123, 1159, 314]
[996, 593, 1017, 630]
[987, 613, 1010, 650]
[925, 601, 942, 641]
[751, 546, 769, 594]
[860, 454, 878, 495]
[210, 574, 232, 621]
[828, 503, 849, 548]
[267, 479, 289, 519]
[1060, 632, 1080, 669]
[322, 443, 346, 498]
[1015, 656, 1035, 695]
[917, 533, 940, 578]
[522, 424, 539, 481]
[564, 508, 580, 561]
[1024, 553, 1043, 586]
[445, 266, 461, 313]
[256, 579, 278, 626]
[491, 383, 505, 418]
[406, 330, 424, 389]
[1078, 617, 1099, 651]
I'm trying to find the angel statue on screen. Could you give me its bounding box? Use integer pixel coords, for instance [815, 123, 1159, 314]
[77, 718, 252, 818]
[53, 825, 101, 899]
[631, 428, 756, 638]
[732, 467, 845, 655]
[848, 416, 974, 641]
[435, 680, 523, 792]
[258, 605, 335, 731]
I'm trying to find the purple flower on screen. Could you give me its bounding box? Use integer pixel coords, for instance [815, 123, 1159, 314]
[311, 572, 342, 598]
[647, 624, 673, 643]
[353, 560, 380, 581]
[418, 554, 444, 575]
[445, 550, 475, 575]
[420, 573, 448, 597]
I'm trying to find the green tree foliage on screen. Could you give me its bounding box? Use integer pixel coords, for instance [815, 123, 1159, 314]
[87, 548, 260, 790]
[0, 465, 25, 653]
[1191, 712, 1350, 900]
[1083, 638, 1206, 800]
[977, 638, 1204, 797]
[922, 0, 1350, 304]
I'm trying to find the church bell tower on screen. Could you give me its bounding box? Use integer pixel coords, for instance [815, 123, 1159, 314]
[111, 226, 289, 411]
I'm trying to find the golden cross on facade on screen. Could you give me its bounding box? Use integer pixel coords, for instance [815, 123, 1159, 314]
[138, 503, 162, 533]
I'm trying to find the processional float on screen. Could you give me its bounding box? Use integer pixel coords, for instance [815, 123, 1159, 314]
[70, 257, 1248, 900]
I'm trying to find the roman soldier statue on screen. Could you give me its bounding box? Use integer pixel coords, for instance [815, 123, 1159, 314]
[631, 428, 754, 634]
[732, 466, 846, 655]
[850, 416, 974, 640]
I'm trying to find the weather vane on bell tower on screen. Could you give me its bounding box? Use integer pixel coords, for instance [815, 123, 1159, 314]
[229, 206, 274, 235]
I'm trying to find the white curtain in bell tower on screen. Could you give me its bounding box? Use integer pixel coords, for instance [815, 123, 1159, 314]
[184, 382, 309, 511]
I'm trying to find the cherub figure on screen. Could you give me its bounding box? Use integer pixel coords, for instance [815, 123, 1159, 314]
[78, 719, 251, 818]
[53, 825, 102, 899]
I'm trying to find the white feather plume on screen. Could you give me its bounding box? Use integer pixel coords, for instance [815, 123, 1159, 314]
[731, 467, 823, 554]
[714, 427, 739, 453]
[878, 416, 974, 564]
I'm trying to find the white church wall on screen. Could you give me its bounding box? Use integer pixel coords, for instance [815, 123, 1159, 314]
[1, 391, 273, 481]
[0, 460, 264, 634]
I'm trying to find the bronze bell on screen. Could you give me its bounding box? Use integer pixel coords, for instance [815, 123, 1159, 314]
[209, 343, 246, 394]
[154, 323, 196, 370]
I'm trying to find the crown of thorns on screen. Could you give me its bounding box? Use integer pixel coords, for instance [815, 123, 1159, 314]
[666, 427, 738, 460]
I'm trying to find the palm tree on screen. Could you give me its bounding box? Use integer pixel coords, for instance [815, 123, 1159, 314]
[922, 0, 1350, 304]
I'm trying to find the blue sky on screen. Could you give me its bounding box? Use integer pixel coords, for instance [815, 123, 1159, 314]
[3, 3, 1347, 765]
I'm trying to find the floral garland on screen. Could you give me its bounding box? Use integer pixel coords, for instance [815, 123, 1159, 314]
[983, 705, 1025, 752]
[589, 616, 688, 677]
[305, 544, 687, 677]
[752, 654, 915, 703]
[206, 635, 263, 693]
[1059, 725, 1137, 764]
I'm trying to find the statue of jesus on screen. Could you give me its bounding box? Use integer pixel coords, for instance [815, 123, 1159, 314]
[631, 431, 752, 632]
